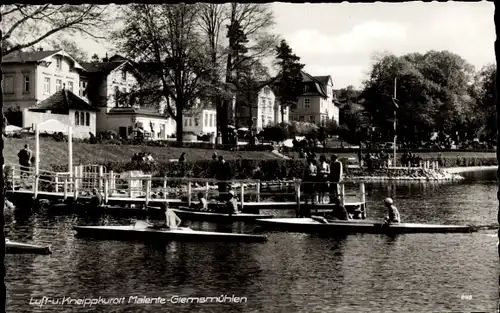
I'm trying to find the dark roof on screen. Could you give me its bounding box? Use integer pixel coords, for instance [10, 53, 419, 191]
[301, 71, 327, 97]
[3, 50, 61, 63]
[107, 107, 169, 118]
[29, 90, 98, 113]
[313, 76, 331, 86]
[81, 61, 125, 74]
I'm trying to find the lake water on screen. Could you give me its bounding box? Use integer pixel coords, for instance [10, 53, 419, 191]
[5, 170, 499, 313]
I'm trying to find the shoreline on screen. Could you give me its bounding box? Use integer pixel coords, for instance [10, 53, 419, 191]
[442, 165, 497, 173]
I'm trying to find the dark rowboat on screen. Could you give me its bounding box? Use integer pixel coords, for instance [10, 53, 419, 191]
[171, 207, 274, 223]
[74, 224, 267, 243]
[255, 217, 476, 234]
[6, 240, 52, 254]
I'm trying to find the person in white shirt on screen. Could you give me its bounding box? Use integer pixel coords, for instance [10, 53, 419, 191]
[318, 155, 330, 204]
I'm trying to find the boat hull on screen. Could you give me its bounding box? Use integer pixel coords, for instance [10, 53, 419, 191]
[6, 240, 52, 255]
[74, 225, 267, 243]
[171, 207, 274, 223]
[255, 218, 475, 234]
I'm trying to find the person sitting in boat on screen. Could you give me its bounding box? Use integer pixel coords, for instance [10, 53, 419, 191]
[326, 196, 350, 221]
[163, 203, 182, 229]
[383, 198, 400, 224]
[191, 192, 208, 211]
[88, 188, 103, 209]
[225, 190, 240, 215]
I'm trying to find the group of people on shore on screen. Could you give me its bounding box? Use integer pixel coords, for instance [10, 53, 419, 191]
[131, 152, 155, 164]
[400, 151, 423, 167]
[302, 154, 344, 205]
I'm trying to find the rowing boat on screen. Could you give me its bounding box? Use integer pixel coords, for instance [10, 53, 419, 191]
[255, 217, 476, 234]
[170, 207, 274, 222]
[6, 239, 52, 254]
[74, 224, 267, 243]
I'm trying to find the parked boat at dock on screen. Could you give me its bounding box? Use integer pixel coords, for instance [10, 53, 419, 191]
[255, 217, 476, 234]
[6, 239, 52, 254]
[74, 224, 268, 243]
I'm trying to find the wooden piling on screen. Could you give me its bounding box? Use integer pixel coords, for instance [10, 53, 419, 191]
[205, 182, 209, 201]
[73, 166, 79, 201]
[360, 182, 366, 219]
[98, 166, 104, 191]
[145, 177, 151, 207]
[63, 176, 68, 200]
[340, 184, 345, 206]
[103, 175, 109, 204]
[256, 180, 261, 202]
[240, 184, 245, 209]
[163, 176, 167, 199]
[33, 124, 40, 199]
[55, 174, 59, 193]
[187, 181, 192, 206]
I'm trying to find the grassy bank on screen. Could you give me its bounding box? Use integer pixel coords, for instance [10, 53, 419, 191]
[5, 138, 282, 166]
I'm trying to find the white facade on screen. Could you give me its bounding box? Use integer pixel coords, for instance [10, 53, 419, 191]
[106, 114, 176, 139]
[183, 108, 217, 135]
[23, 108, 96, 138]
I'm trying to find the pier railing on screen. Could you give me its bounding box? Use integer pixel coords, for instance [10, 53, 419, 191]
[5, 163, 367, 212]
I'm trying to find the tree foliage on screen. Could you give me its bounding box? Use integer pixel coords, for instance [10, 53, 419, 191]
[1, 4, 109, 56]
[360, 50, 478, 145]
[113, 4, 215, 142]
[48, 38, 89, 63]
[274, 39, 305, 122]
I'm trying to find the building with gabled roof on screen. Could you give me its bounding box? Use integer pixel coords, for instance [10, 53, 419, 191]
[23, 87, 98, 138]
[289, 71, 339, 126]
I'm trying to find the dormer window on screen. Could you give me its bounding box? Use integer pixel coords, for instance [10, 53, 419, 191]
[56, 57, 62, 70]
[304, 85, 309, 92]
[122, 70, 127, 81]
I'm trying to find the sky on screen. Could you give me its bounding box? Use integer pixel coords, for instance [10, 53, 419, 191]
[79, 2, 495, 90]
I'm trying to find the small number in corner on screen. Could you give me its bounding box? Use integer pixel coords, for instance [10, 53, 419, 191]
[460, 294, 472, 300]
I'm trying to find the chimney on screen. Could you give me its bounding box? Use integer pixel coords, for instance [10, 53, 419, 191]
[38, 47, 43, 51]
[103, 52, 109, 62]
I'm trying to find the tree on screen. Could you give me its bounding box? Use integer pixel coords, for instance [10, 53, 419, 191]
[470, 64, 496, 145]
[113, 4, 214, 142]
[1, 4, 109, 56]
[274, 39, 305, 122]
[361, 50, 476, 145]
[90, 53, 100, 63]
[48, 38, 89, 63]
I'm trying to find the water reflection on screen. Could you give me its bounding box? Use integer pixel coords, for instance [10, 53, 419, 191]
[5, 170, 500, 312]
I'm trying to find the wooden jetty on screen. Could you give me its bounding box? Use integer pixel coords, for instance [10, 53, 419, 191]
[5, 124, 367, 217]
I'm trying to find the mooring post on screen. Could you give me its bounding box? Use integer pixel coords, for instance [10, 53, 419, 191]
[63, 176, 68, 200]
[340, 184, 345, 207]
[360, 182, 366, 219]
[33, 124, 40, 199]
[103, 174, 109, 204]
[73, 166, 79, 201]
[294, 178, 301, 217]
[187, 181, 192, 206]
[205, 181, 209, 201]
[109, 171, 114, 196]
[257, 180, 261, 202]
[98, 166, 104, 191]
[163, 176, 167, 199]
[55, 174, 59, 193]
[145, 177, 151, 207]
[240, 182, 245, 209]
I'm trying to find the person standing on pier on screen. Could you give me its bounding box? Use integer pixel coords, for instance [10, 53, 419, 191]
[383, 198, 400, 224]
[318, 155, 330, 204]
[18, 144, 32, 178]
[329, 155, 343, 203]
[216, 155, 232, 201]
[302, 156, 317, 210]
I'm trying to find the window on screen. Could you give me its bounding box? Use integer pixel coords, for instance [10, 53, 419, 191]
[80, 81, 87, 97]
[56, 57, 62, 69]
[304, 98, 311, 109]
[86, 112, 90, 126]
[44, 77, 50, 94]
[304, 85, 309, 92]
[204, 113, 208, 126]
[189, 118, 192, 126]
[67, 81, 74, 93]
[24, 75, 30, 93]
[184, 119, 188, 127]
[56, 79, 62, 92]
[122, 70, 127, 81]
[209, 114, 213, 127]
[75, 112, 80, 126]
[80, 112, 85, 126]
[3, 76, 14, 94]
[194, 118, 199, 127]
